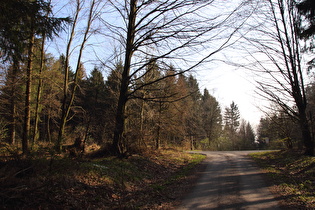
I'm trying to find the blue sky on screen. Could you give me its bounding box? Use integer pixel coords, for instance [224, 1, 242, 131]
[48, 0, 265, 129]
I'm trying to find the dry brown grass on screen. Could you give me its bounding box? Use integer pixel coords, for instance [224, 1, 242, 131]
[0, 148, 205, 209]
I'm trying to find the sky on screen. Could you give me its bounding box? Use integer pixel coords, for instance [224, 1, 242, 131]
[49, 0, 267, 130]
[196, 61, 264, 129]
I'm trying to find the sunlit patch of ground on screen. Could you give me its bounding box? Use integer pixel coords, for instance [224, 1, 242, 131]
[0, 148, 205, 209]
[250, 150, 315, 209]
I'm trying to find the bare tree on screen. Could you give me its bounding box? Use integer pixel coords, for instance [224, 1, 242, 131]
[102, 0, 251, 156]
[239, 0, 314, 155]
[56, 0, 105, 151]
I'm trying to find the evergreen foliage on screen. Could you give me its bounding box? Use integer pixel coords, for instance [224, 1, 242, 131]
[2, 0, 314, 156]
[297, 0, 315, 38]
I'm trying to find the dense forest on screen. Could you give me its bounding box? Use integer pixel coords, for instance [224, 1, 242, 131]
[0, 44, 257, 154]
[0, 0, 314, 157]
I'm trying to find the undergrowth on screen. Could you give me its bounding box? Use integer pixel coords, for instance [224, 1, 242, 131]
[250, 150, 315, 209]
[0, 149, 205, 209]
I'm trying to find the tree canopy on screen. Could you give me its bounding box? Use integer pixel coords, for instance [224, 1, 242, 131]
[0, 0, 314, 156]
[297, 0, 315, 38]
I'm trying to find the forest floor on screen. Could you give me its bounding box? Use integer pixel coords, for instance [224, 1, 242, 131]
[250, 150, 315, 209]
[1, 148, 314, 209]
[0, 147, 206, 209]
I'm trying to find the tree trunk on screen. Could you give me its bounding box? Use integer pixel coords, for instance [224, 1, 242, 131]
[156, 101, 162, 150]
[57, 106, 67, 151]
[112, 90, 128, 155]
[299, 108, 314, 156]
[112, 0, 137, 156]
[57, 0, 94, 151]
[139, 99, 144, 148]
[46, 112, 52, 143]
[156, 124, 161, 150]
[22, 32, 35, 154]
[56, 0, 80, 151]
[8, 100, 16, 145]
[33, 36, 46, 145]
[8, 60, 19, 145]
[190, 135, 194, 150]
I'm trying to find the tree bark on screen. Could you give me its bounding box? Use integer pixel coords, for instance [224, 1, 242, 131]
[57, 1, 80, 152]
[112, 0, 137, 156]
[155, 101, 162, 150]
[22, 31, 35, 155]
[8, 99, 16, 145]
[33, 35, 46, 144]
[8, 60, 19, 145]
[298, 106, 314, 155]
[57, 0, 94, 151]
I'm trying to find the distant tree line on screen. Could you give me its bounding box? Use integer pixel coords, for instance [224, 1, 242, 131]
[0, 0, 256, 156]
[0, 46, 256, 154]
[1, 0, 314, 156]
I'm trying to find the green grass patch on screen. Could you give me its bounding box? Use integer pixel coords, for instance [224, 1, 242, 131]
[150, 153, 206, 192]
[250, 150, 315, 209]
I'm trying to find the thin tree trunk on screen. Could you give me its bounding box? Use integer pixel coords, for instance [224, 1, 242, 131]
[56, 0, 81, 152]
[112, 0, 137, 156]
[8, 60, 19, 145]
[46, 113, 52, 143]
[155, 101, 162, 150]
[9, 100, 16, 145]
[139, 98, 145, 149]
[22, 31, 35, 155]
[57, 0, 97, 151]
[190, 136, 194, 150]
[156, 125, 160, 150]
[33, 35, 46, 145]
[57, 1, 80, 151]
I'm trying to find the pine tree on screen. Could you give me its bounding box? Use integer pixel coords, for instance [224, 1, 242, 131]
[185, 75, 203, 150]
[0, 0, 69, 154]
[201, 89, 222, 148]
[103, 62, 123, 145]
[80, 67, 106, 145]
[224, 101, 240, 150]
[238, 120, 256, 150]
[224, 102, 240, 132]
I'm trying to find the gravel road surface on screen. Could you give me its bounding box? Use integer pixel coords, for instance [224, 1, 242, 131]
[178, 151, 281, 210]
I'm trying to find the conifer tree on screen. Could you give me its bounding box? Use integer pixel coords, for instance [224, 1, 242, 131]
[81, 67, 106, 145]
[224, 101, 240, 150]
[201, 89, 222, 147]
[185, 75, 203, 149]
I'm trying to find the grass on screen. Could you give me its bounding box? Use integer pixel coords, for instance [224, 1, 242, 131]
[250, 150, 315, 209]
[149, 151, 205, 193]
[0, 148, 206, 209]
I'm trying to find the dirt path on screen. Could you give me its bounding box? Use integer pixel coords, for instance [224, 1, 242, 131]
[177, 151, 281, 210]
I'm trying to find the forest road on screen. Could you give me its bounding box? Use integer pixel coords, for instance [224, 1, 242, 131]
[177, 151, 281, 210]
